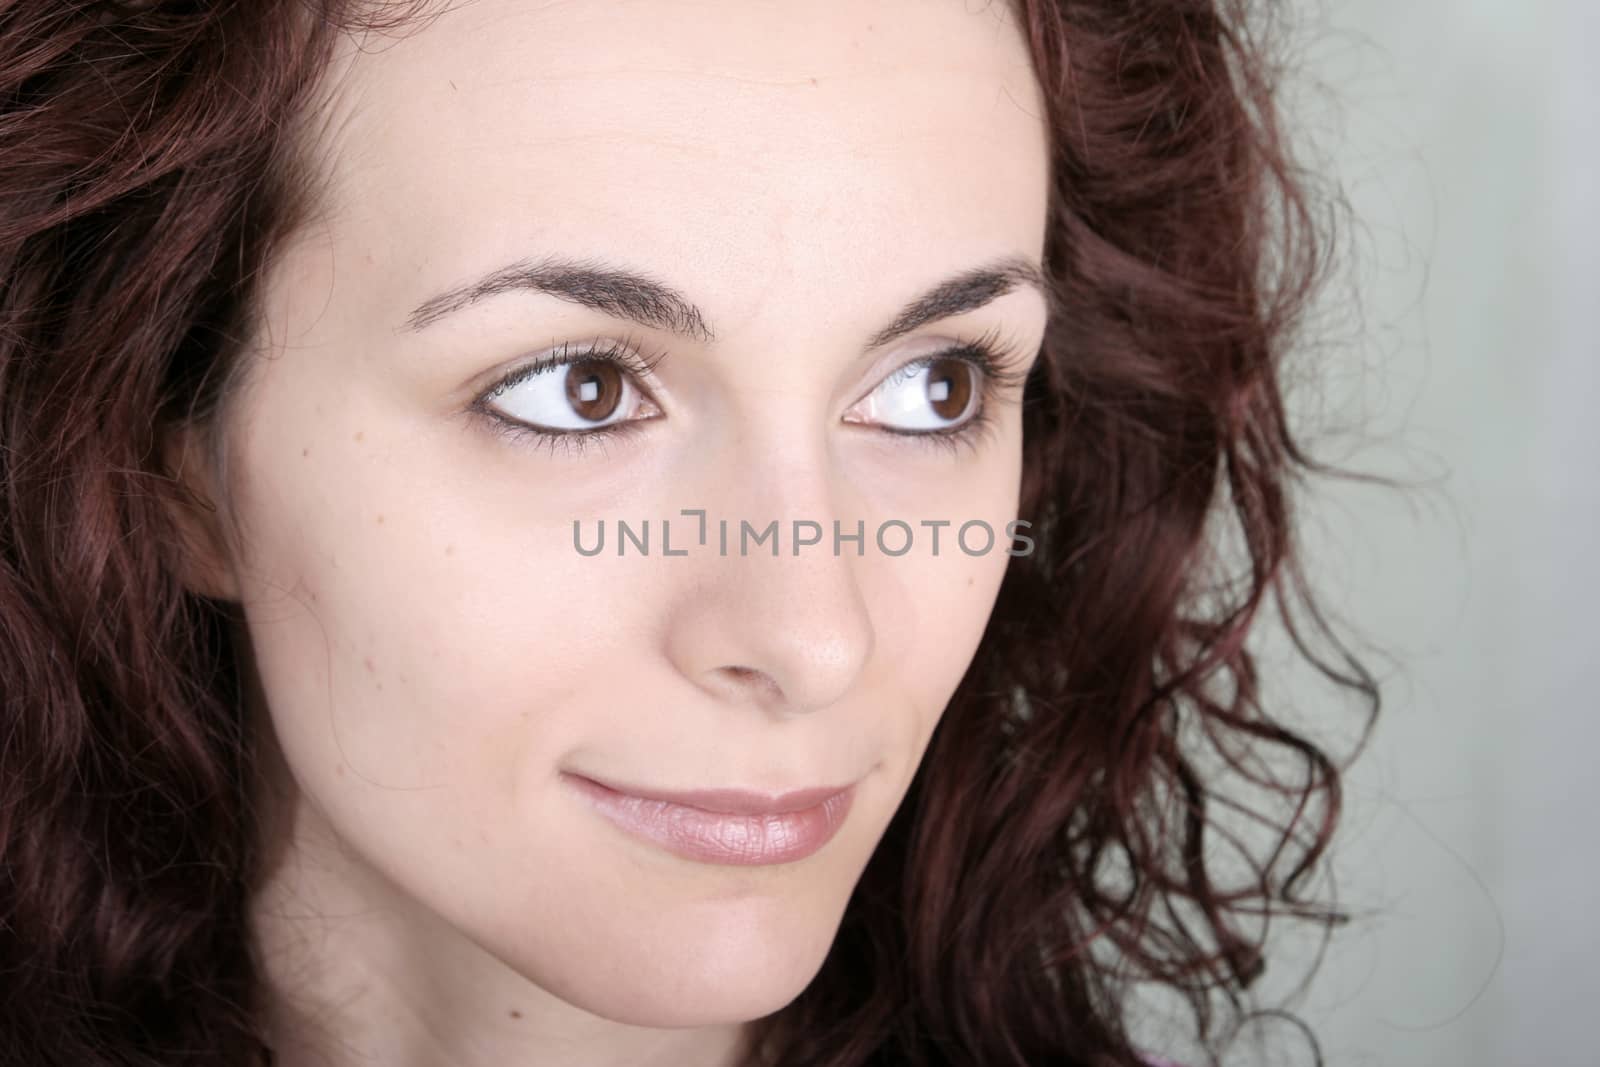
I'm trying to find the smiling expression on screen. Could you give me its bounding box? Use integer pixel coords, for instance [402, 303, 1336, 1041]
[188, 0, 1051, 1038]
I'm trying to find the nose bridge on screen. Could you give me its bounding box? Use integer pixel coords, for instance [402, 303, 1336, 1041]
[660, 429, 876, 716]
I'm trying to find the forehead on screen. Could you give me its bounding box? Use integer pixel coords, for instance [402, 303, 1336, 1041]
[292, 0, 1049, 335]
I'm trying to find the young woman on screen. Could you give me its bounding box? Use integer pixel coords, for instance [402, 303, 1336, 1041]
[0, 1, 1376, 1064]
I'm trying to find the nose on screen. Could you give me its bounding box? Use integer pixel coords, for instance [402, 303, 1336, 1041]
[661, 456, 876, 717]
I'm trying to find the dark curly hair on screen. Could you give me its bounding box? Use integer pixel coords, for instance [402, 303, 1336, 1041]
[0, 1, 1378, 1065]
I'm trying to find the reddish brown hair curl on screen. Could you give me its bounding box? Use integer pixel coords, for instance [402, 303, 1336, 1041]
[0, 2, 1377, 1065]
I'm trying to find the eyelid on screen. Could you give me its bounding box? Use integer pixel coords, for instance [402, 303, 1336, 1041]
[848, 322, 1033, 411]
[467, 333, 667, 453]
[480, 331, 670, 400]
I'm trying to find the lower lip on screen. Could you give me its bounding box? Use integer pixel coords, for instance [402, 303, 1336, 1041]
[563, 774, 855, 866]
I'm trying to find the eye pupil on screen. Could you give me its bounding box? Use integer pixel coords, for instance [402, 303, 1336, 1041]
[926, 358, 972, 421]
[565, 359, 623, 421]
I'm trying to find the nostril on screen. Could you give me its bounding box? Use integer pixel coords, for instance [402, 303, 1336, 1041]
[718, 665, 783, 701]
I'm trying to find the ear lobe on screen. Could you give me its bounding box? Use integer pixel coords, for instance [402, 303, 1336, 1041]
[158, 423, 241, 602]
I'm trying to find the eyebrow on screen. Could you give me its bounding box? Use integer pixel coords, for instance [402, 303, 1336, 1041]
[401, 252, 1051, 350]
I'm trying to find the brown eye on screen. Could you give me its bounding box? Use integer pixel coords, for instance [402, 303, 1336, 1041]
[484, 354, 659, 434]
[924, 357, 974, 422]
[564, 359, 624, 421]
[843, 355, 983, 433]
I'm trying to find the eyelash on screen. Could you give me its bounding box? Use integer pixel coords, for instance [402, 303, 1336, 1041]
[470, 333, 668, 459]
[862, 323, 1029, 457]
[470, 324, 1032, 459]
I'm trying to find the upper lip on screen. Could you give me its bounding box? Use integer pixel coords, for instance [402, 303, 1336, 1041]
[565, 771, 854, 815]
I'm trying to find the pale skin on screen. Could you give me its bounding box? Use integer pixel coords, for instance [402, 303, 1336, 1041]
[164, 1, 1051, 1064]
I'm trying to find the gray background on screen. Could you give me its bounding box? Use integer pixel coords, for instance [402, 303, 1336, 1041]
[1127, 3, 1597, 1065]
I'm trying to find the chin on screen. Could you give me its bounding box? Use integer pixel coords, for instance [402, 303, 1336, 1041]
[531, 917, 837, 1030]
[588, 978, 806, 1031]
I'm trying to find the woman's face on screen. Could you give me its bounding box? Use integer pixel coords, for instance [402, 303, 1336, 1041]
[182, 0, 1049, 1053]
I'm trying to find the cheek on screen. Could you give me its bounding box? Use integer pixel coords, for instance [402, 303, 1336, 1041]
[233, 443, 667, 953]
[881, 530, 1015, 730]
[238, 491, 606, 781]
[856, 477, 1025, 755]
[224, 402, 611, 830]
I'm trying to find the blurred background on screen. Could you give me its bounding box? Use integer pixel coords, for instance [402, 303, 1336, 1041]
[1158, 2, 1598, 1064]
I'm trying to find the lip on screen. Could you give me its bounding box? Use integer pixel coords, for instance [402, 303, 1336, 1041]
[561, 772, 856, 866]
